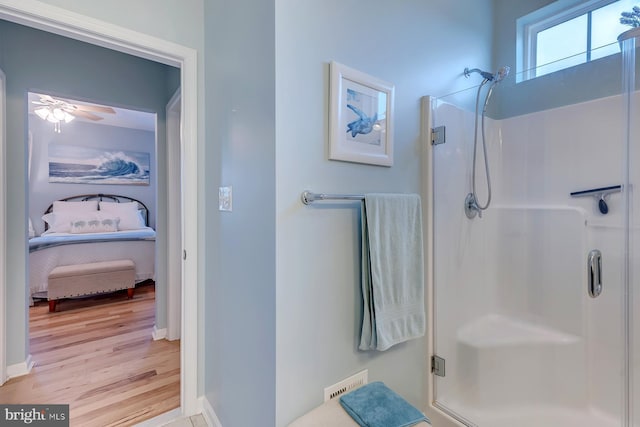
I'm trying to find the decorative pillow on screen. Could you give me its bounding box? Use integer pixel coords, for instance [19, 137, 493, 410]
[99, 201, 146, 230]
[43, 212, 120, 234]
[42, 212, 75, 233]
[53, 200, 98, 213]
[70, 215, 120, 234]
[98, 201, 137, 213]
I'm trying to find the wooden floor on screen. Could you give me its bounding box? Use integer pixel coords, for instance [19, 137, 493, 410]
[0, 281, 180, 426]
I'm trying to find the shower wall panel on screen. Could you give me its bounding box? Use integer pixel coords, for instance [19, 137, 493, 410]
[432, 92, 629, 425]
[496, 94, 626, 419]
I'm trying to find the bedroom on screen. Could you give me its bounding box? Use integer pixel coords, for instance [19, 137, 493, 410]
[0, 17, 183, 423]
[27, 92, 157, 308]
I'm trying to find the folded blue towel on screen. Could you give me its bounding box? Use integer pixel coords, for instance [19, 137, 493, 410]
[339, 382, 430, 427]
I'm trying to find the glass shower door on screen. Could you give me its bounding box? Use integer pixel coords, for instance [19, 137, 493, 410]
[430, 63, 628, 425]
[622, 26, 640, 427]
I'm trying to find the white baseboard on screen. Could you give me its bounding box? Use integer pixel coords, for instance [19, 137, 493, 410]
[7, 354, 34, 379]
[200, 396, 222, 427]
[152, 325, 167, 341]
[133, 408, 181, 427]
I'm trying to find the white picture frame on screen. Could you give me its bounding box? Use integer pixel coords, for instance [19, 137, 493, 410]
[329, 61, 394, 167]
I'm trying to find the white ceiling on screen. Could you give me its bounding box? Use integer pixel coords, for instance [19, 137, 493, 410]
[27, 91, 156, 132]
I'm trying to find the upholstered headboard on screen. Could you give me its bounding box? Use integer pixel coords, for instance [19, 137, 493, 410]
[43, 193, 150, 231]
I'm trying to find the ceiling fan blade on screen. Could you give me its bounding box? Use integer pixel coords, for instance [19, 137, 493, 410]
[40, 94, 55, 102]
[72, 110, 103, 121]
[74, 104, 116, 114]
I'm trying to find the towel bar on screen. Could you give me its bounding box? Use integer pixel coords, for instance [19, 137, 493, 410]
[301, 191, 364, 205]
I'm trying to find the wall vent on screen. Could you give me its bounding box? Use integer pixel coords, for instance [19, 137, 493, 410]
[323, 369, 368, 402]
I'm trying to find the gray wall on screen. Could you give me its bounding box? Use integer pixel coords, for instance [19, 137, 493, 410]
[28, 119, 156, 235]
[0, 19, 178, 365]
[274, 0, 493, 425]
[203, 0, 494, 423]
[203, 0, 277, 425]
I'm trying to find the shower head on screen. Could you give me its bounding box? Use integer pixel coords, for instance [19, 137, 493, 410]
[464, 66, 510, 82]
[464, 67, 494, 80]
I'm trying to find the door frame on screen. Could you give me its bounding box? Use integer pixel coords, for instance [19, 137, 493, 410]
[0, 68, 6, 387]
[421, 96, 465, 427]
[0, 0, 200, 417]
[166, 88, 182, 341]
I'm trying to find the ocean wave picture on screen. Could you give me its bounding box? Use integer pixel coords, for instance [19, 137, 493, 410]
[49, 144, 150, 185]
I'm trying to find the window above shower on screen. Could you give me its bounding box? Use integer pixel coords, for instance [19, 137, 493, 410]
[517, 0, 636, 82]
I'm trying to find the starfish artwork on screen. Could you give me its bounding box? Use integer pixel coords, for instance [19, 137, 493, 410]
[346, 104, 378, 137]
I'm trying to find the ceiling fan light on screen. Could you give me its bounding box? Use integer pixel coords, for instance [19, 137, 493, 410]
[34, 107, 50, 121]
[46, 114, 58, 123]
[63, 112, 75, 123]
[52, 108, 65, 121]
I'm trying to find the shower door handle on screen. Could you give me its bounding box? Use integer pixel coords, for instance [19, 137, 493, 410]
[588, 249, 602, 298]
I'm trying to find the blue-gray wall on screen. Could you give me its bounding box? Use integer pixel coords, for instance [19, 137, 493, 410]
[203, 0, 277, 425]
[0, 19, 178, 365]
[274, 0, 493, 425]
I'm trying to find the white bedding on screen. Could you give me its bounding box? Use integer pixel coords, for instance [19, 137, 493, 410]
[29, 228, 156, 301]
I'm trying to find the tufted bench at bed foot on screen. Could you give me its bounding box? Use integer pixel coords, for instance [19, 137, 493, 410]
[47, 259, 136, 312]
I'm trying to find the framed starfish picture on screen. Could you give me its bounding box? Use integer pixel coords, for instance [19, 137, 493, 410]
[329, 61, 394, 166]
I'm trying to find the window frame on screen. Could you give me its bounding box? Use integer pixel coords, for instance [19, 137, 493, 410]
[517, 0, 619, 82]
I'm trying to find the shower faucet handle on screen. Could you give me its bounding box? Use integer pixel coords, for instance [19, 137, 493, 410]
[464, 193, 482, 219]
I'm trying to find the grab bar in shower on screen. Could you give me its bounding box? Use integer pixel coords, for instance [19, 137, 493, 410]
[570, 185, 622, 214]
[588, 249, 603, 298]
[301, 191, 364, 205]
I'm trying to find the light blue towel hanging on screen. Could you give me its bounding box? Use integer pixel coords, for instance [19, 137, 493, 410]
[360, 193, 425, 351]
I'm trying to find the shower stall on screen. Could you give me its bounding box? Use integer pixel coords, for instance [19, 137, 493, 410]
[425, 28, 640, 427]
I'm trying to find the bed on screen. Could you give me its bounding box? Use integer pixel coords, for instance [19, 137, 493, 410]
[28, 193, 156, 303]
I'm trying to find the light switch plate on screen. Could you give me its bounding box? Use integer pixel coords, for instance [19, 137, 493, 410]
[219, 186, 232, 211]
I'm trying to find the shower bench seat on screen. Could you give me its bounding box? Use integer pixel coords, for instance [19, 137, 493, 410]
[455, 313, 584, 408]
[457, 313, 580, 347]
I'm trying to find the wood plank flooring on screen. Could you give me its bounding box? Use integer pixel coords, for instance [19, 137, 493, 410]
[0, 281, 180, 426]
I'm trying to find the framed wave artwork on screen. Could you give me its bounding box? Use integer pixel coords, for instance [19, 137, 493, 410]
[48, 144, 150, 185]
[329, 61, 394, 167]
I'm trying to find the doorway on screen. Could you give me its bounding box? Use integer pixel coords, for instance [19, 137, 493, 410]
[0, 3, 199, 421]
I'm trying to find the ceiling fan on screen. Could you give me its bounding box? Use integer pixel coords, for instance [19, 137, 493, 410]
[32, 94, 116, 122]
